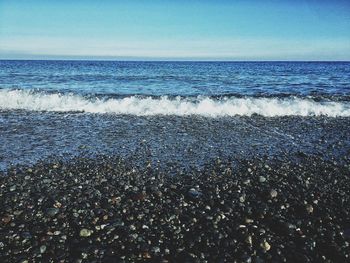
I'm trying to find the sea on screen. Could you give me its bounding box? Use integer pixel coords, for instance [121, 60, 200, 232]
[0, 60, 350, 171]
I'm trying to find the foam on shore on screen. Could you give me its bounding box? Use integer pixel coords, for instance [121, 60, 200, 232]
[1, 89, 350, 117]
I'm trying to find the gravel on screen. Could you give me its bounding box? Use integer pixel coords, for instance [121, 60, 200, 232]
[0, 155, 349, 262]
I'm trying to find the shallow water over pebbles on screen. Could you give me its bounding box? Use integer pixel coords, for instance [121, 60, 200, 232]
[1, 111, 350, 171]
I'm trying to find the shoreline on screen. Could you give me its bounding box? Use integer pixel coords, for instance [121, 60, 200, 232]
[1, 155, 349, 262]
[2, 112, 350, 173]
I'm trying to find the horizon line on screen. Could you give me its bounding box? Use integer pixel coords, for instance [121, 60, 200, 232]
[1, 58, 349, 63]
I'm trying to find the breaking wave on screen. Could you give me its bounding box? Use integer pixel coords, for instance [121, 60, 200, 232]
[1, 89, 350, 117]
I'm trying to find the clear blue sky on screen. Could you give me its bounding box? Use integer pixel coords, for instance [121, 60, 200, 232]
[0, 0, 349, 60]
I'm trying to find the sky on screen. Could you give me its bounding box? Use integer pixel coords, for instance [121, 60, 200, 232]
[0, 0, 349, 60]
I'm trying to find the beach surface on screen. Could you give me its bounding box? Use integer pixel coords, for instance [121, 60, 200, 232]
[1, 113, 350, 262]
[1, 153, 350, 262]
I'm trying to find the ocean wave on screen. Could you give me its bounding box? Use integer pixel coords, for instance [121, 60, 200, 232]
[0, 89, 350, 117]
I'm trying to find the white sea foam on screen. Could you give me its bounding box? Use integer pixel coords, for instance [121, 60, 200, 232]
[0, 89, 349, 117]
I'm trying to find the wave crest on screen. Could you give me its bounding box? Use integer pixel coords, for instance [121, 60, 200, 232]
[0, 89, 349, 117]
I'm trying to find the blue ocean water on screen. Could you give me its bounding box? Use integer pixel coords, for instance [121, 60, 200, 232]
[0, 60, 350, 170]
[1, 60, 350, 98]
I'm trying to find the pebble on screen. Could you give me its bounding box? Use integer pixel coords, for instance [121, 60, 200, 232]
[245, 218, 254, 224]
[239, 195, 246, 203]
[258, 176, 266, 183]
[0, 155, 349, 262]
[261, 241, 271, 252]
[269, 189, 278, 198]
[245, 236, 252, 246]
[79, 229, 93, 237]
[2, 214, 12, 224]
[306, 204, 314, 214]
[40, 245, 47, 254]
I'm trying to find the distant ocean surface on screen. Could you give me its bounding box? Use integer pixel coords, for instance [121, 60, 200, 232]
[1, 60, 350, 170]
[1, 61, 350, 116]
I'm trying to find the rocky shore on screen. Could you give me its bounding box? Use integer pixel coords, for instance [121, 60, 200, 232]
[1, 155, 349, 262]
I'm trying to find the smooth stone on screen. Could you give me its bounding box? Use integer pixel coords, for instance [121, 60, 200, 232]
[270, 189, 278, 198]
[80, 228, 93, 237]
[258, 176, 267, 183]
[239, 195, 246, 203]
[261, 241, 271, 252]
[40, 245, 47, 253]
[245, 218, 254, 224]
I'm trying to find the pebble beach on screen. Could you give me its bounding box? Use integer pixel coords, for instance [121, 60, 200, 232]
[1, 154, 349, 262]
